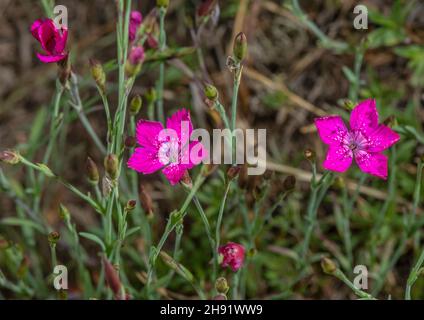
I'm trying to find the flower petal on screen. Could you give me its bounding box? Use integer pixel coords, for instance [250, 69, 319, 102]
[54, 28, 68, 53]
[366, 125, 400, 152]
[30, 19, 44, 41]
[38, 19, 57, 52]
[350, 99, 379, 135]
[322, 144, 353, 172]
[127, 147, 163, 174]
[135, 120, 164, 149]
[161, 164, 187, 185]
[355, 152, 388, 180]
[166, 109, 193, 144]
[314, 116, 348, 145]
[36, 52, 67, 63]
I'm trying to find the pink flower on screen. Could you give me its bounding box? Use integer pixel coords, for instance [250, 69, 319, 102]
[129, 11, 143, 42]
[218, 242, 245, 272]
[128, 46, 145, 65]
[314, 99, 400, 179]
[127, 109, 207, 185]
[30, 18, 68, 63]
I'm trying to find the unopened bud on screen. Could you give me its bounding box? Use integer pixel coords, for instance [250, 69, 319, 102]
[343, 100, 355, 111]
[227, 165, 241, 180]
[126, 46, 145, 77]
[130, 95, 142, 116]
[333, 176, 345, 190]
[48, 231, 60, 245]
[104, 154, 119, 180]
[304, 149, 315, 162]
[321, 257, 337, 274]
[140, 184, 154, 218]
[383, 115, 397, 128]
[102, 257, 122, 298]
[125, 136, 137, 148]
[145, 88, 157, 104]
[59, 204, 70, 221]
[233, 32, 247, 62]
[282, 175, 296, 193]
[156, 0, 169, 8]
[215, 277, 229, 294]
[86, 157, 99, 185]
[204, 84, 219, 101]
[181, 171, 193, 188]
[89, 59, 106, 92]
[0, 150, 20, 165]
[125, 199, 136, 212]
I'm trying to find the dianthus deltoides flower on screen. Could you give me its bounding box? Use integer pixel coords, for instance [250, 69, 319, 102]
[30, 18, 68, 63]
[128, 109, 206, 185]
[218, 242, 245, 272]
[129, 11, 143, 42]
[314, 99, 400, 179]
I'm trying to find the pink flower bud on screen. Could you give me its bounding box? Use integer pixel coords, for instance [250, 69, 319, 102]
[128, 46, 145, 65]
[30, 18, 68, 63]
[218, 242, 245, 272]
[129, 11, 143, 41]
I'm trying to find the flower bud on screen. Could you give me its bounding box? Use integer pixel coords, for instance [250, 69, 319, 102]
[89, 59, 106, 92]
[145, 88, 157, 104]
[86, 157, 99, 185]
[204, 84, 219, 101]
[212, 294, 227, 300]
[343, 99, 355, 111]
[304, 148, 315, 162]
[383, 115, 397, 128]
[59, 204, 70, 221]
[233, 32, 247, 62]
[227, 165, 241, 180]
[0, 150, 20, 165]
[126, 46, 145, 77]
[48, 231, 60, 245]
[125, 199, 136, 212]
[102, 257, 123, 299]
[129, 95, 142, 116]
[181, 170, 193, 189]
[104, 154, 119, 180]
[215, 277, 229, 294]
[218, 242, 245, 272]
[332, 176, 345, 190]
[282, 175, 296, 193]
[124, 136, 137, 148]
[156, 0, 169, 8]
[140, 184, 154, 218]
[321, 257, 337, 274]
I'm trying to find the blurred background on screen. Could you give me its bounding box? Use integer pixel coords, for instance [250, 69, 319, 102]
[1, 0, 424, 299]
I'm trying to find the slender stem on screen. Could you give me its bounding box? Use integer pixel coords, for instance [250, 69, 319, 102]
[214, 181, 232, 278]
[69, 73, 106, 154]
[193, 196, 215, 254]
[146, 172, 206, 297]
[156, 7, 167, 124]
[405, 161, 424, 299]
[230, 66, 243, 162]
[333, 269, 376, 300]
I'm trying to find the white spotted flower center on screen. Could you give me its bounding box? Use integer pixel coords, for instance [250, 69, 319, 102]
[158, 139, 180, 165]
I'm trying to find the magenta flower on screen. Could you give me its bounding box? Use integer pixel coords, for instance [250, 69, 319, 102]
[128, 46, 145, 65]
[218, 242, 245, 272]
[314, 99, 400, 179]
[129, 11, 143, 42]
[30, 18, 68, 63]
[128, 109, 207, 185]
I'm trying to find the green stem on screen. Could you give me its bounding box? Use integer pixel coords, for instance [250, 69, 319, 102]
[157, 7, 167, 124]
